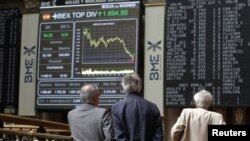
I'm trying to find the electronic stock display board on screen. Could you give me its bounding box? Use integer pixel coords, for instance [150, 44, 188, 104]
[36, 0, 140, 109]
[0, 9, 20, 111]
[165, 0, 250, 107]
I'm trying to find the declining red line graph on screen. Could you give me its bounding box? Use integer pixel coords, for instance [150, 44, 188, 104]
[78, 20, 136, 64]
[83, 27, 134, 60]
[74, 19, 137, 77]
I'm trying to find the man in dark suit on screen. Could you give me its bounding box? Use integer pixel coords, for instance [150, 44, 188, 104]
[68, 84, 114, 141]
[111, 73, 163, 141]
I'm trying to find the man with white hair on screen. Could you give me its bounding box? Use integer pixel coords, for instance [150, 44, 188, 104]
[171, 89, 226, 141]
[111, 73, 163, 141]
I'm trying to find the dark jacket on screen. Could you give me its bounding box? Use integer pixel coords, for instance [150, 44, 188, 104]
[111, 94, 163, 141]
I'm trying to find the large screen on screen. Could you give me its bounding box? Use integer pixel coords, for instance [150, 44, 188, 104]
[36, 0, 140, 109]
[0, 9, 20, 111]
[165, 0, 250, 107]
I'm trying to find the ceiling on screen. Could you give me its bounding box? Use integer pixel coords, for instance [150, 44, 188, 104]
[0, 0, 39, 13]
[0, 0, 165, 14]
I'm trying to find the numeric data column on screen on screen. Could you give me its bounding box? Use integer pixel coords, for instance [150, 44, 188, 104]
[165, 0, 250, 106]
[38, 22, 74, 79]
[0, 17, 4, 105]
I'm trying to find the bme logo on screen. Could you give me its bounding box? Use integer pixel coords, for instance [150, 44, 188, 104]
[23, 46, 35, 83]
[147, 41, 161, 80]
[149, 55, 160, 80]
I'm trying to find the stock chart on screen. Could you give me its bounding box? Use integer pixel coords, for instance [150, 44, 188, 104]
[74, 19, 137, 77]
[36, 0, 140, 109]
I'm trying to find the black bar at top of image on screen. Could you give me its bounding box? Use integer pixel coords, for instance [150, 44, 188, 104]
[40, 0, 140, 7]
[208, 125, 250, 140]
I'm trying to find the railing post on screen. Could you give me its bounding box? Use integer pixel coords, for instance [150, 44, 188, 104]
[36, 126, 46, 141]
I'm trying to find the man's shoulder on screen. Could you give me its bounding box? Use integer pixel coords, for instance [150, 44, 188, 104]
[181, 108, 194, 113]
[183, 108, 223, 117]
[67, 108, 78, 118]
[111, 100, 123, 109]
[112, 98, 126, 106]
[68, 108, 77, 114]
[143, 98, 157, 105]
[128, 95, 157, 106]
[180, 108, 200, 116]
[208, 110, 223, 116]
[112, 97, 156, 106]
[68, 105, 107, 113]
[94, 106, 108, 112]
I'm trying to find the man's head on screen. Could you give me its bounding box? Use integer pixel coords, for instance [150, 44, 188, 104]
[80, 84, 100, 106]
[122, 73, 142, 94]
[193, 89, 212, 109]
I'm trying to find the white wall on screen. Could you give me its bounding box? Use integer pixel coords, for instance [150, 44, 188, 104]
[18, 13, 39, 116]
[144, 5, 165, 116]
